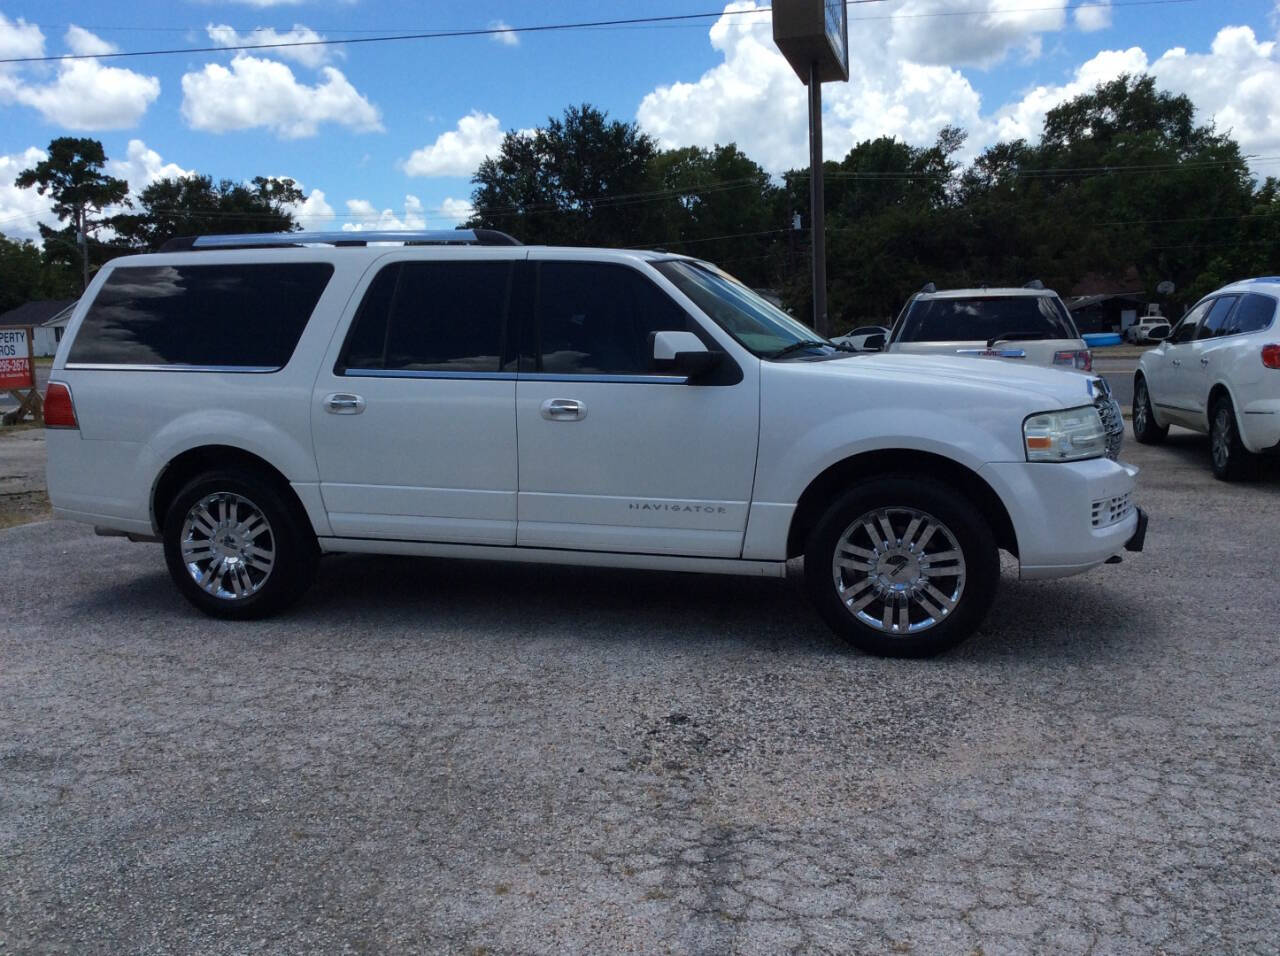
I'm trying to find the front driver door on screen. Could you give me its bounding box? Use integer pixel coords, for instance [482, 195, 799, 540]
[514, 256, 759, 558]
[1150, 299, 1211, 427]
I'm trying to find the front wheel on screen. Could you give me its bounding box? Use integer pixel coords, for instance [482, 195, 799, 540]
[162, 470, 319, 619]
[804, 477, 999, 657]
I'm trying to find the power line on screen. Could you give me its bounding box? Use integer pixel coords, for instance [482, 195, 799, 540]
[1, 0, 1204, 65]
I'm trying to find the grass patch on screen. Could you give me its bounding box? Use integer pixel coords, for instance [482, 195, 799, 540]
[0, 490, 52, 530]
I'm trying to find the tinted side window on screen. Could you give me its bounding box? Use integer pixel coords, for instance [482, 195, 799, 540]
[70, 263, 333, 368]
[535, 262, 689, 374]
[1199, 296, 1238, 339]
[1228, 293, 1277, 335]
[339, 261, 513, 373]
[1169, 300, 1211, 344]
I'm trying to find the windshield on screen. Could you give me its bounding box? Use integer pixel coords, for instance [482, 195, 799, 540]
[653, 259, 831, 358]
[895, 295, 1079, 343]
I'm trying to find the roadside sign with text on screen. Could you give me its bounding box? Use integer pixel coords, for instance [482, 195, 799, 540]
[0, 328, 34, 390]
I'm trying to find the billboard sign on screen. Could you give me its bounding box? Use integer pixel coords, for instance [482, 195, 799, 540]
[0, 327, 34, 390]
[772, 0, 851, 84]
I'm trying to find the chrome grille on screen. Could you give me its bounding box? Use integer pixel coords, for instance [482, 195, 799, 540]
[1092, 491, 1133, 528]
[1091, 378, 1124, 460]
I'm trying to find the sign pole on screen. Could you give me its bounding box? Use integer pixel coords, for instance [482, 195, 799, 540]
[808, 61, 827, 338]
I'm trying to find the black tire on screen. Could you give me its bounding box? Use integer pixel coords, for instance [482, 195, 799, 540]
[803, 476, 1000, 658]
[162, 470, 319, 619]
[1209, 396, 1259, 482]
[1132, 375, 1168, 445]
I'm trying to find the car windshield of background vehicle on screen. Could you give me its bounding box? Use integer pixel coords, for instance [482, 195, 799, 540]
[897, 296, 1078, 343]
[654, 260, 835, 359]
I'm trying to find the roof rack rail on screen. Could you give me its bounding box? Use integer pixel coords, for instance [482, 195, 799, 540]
[920, 281, 937, 294]
[1023, 278, 1045, 289]
[158, 229, 521, 252]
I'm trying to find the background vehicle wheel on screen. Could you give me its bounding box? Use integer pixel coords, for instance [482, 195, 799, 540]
[1132, 376, 1167, 445]
[1209, 397, 1259, 482]
[803, 476, 999, 658]
[162, 470, 318, 619]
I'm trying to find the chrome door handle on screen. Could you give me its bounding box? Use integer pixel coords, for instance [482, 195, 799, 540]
[540, 398, 586, 421]
[1200, 357, 1209, 365]
[1171, 359, 1181, 366]
[324, 392, 365, 414]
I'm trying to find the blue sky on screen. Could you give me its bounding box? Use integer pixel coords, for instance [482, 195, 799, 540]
[3, 0, 1279, 242]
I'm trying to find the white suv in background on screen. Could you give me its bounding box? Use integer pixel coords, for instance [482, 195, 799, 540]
[884, 283, 1094, 372]
[44, 231, 1145, 657]
[1133, 278, 1280, 480]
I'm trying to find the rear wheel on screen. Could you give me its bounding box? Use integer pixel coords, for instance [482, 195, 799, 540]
[162, 470, 318, 618]
[1209, 396, 1259, 482]
[804, 477, 999, 657]
[1132, 376, 1167, 445]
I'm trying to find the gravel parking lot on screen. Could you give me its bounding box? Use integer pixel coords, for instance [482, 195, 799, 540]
[2, 433, 1278, 953]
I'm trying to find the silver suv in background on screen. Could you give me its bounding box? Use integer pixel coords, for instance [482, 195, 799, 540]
[882, 283, 1093, 372]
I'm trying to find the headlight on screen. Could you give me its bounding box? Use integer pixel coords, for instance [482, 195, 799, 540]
[1023, 406, 1107, 462]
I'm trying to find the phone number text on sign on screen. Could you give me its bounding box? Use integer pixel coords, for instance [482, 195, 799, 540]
[0, 328, 33, 389]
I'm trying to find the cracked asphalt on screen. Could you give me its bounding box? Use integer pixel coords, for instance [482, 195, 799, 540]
[2, 433, 1278, 953]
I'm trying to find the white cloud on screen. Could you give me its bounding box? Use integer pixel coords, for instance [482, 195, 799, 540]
[440, 198, 474, 223]
[0, 13, 43, 61]
[205, 23, 338, 68]
[886, 0, 1066, 69]
[991, 26, 1280, 162]
[0, 25, 159, 129]
[65, 24, 117, 56]
[490, 20, 519, 47]
[1074, 1, 1113, 32]
[403, 111, 506, 177]
[180, 55, 382, 138]
[637, 3, 984, 172]
[637, 4, 1280, 177]
[108, 140, 195, 196]
[342, 196, 427, 231]
[0, 147, 56, 241]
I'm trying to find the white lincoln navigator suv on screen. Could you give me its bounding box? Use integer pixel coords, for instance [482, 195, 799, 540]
[44, 230, 1145, 657]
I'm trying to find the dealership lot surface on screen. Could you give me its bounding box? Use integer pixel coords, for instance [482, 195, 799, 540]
[2, 434, 1278, 953]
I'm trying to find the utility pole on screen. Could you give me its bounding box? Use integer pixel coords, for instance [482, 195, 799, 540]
[772, 1, 848, 338]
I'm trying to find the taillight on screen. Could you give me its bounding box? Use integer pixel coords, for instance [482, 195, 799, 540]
[44, 381, 78, 429]
[1263, 344, 1280, 369]
[1054, 350, 1093, 372]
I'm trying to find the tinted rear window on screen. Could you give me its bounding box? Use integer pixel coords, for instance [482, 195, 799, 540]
[69, 263, 333, 369]
[896, 296, 1079, 343]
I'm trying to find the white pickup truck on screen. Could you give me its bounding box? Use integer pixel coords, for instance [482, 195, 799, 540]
[43, 231, 1144, 656]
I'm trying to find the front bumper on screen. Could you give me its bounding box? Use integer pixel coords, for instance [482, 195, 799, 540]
[979, 457, 1143, 581]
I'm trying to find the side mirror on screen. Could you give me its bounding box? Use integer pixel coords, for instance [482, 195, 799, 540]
[1147, 327, 1169, 341]
[652, 330, 722, 382]
[862, 333, 886, 351]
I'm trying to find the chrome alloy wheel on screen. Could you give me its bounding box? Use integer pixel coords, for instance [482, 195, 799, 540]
[1212, 405, 1233, 472]
[830, 507, 966, 635]
[179, 492, 276, 601]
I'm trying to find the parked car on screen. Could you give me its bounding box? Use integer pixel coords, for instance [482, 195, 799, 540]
[45, 231, 1145, 657]
[882, 282, 1094, 372]
[1125, 318, 1172, 344]
[1133, 278, 1280, 480]
[830, 325, 890, 351]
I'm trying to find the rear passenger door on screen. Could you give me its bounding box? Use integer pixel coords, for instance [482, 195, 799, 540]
[311, 251, 522, 544]
[513, 255, 759, 558]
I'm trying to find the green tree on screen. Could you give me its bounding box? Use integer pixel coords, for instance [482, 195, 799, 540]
[645, 143, 787, 287]
[469, 104, 659, 247]
[113, 175, 303, 251]
[15, 138, 129, 290]
[0, 234, 76, 313]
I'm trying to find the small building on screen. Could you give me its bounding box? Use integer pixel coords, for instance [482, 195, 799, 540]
[1066, 293, 1151, 335]
[0, 299, 77, 356]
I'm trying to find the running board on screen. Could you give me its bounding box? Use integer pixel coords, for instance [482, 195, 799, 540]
[316, 537, 787, 578]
